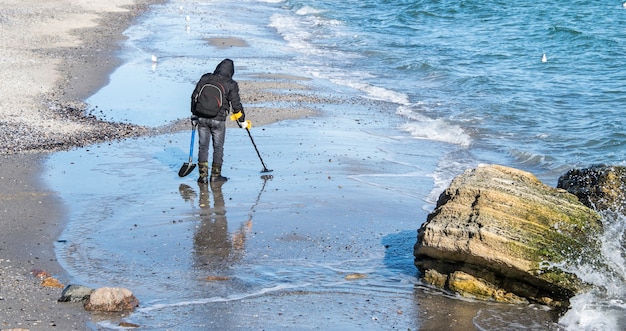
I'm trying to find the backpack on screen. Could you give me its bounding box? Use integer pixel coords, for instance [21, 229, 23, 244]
[193, 78, 226, 118]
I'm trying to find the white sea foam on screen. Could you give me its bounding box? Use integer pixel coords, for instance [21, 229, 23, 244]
[269, 13, 343, 55]
[296, 6, 326, 16]
[396, 106, 472, 147]
[557, 212, 626, 331]
[329, 77, 411, 105]
[269, 14, 314, 51]
[560, 291, 625, 331]
[427, 157, 478, 206]
[138, 283, 308, 313]
[270, 8, 410, 108]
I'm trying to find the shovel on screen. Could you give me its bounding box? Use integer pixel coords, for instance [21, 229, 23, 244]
[178, 122, 197, 177]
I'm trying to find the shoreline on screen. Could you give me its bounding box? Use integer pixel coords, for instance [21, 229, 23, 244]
[0, 1, 164, 329]
[1, 1, 322, 329]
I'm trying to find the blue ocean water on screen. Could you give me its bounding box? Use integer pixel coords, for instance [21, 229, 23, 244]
[87, 0, 626, 179]
[271, 0, 626, 177]
[48, 0, 626, 329]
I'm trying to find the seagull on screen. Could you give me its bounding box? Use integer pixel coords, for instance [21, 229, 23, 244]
[186, 15, 190, 22]
[541, 53, 547, 63]
[151, 55, 158, 63]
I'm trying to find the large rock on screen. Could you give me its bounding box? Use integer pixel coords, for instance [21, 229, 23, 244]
[557, 164, 626, 212]
[84, 287, 139, 312]
[414, 164, 603, 308]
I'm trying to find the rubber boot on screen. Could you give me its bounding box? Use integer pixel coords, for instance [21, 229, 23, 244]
[210, 163, 228, 182]
[197, 162, 209, 183]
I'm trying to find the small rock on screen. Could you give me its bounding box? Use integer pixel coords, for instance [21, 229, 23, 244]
[58, 284, 94, 303]
[31, 269, 51, 279]
[41, 277, 64, 288]
[447, 271, 528, 304]
[119, 321, 140, 328]
[205, 276, 230, 281]
[344, 273, 367, 280]
[84, 287, 139, 312]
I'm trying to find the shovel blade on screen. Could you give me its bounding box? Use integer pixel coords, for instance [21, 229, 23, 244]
[178, 162, 196, 177]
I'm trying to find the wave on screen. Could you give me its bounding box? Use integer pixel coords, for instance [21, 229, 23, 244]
[269, 8, 412, 107]
[328, 77, 410, 105]
[295, 5, 326, 16]
[268, 12, 345, 55]
[508, 149, 557, 168]
[548, 25, 583, 38]
[137, 283, 307, 313]
[558, 212, 626, 331]
[427, 151, 478, 205]
[397, 106, 471, 147]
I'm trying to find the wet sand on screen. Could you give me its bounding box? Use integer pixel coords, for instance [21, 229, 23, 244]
[0, 0, 161, 329]
[0, 1, 320, 330]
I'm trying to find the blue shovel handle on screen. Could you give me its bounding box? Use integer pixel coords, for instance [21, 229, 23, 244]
[188, 124, 196, 162]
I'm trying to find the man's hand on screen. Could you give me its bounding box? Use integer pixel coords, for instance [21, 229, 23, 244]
[230, 111, 245, 122]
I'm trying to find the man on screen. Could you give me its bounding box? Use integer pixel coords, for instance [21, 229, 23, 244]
[191, 59, 245, 183]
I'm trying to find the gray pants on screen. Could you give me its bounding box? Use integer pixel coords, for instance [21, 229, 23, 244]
[197, 117, 226, 165]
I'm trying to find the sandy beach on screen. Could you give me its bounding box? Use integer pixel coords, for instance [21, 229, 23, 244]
[0, 0, 322, 329]
[0, 1, 162, 329]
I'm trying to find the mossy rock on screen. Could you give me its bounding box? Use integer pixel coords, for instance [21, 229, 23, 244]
[414, 164, 603, 307]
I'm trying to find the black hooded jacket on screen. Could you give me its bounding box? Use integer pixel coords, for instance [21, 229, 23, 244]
[191, 59, 244, 121]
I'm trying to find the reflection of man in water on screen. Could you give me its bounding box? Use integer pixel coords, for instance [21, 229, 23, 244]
[179, 182, 250, 270]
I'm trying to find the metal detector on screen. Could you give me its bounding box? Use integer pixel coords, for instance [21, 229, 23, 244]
[235, 119, 272, 173]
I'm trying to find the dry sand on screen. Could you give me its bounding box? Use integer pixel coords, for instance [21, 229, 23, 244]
[0, 0, 161, 155]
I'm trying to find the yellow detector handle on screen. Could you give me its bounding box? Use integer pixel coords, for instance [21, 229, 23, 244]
[230, 112, 243, 121]
[230, 112, 252, 129]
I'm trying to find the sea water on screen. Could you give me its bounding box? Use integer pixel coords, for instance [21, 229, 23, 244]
[47, 0, 625, 329]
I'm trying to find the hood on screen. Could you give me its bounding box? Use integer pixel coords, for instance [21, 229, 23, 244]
[213, 59, 234, 78]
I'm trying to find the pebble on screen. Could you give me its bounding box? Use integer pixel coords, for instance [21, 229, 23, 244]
[345, 273, 368, 280]
[0, 98, 150, 155]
